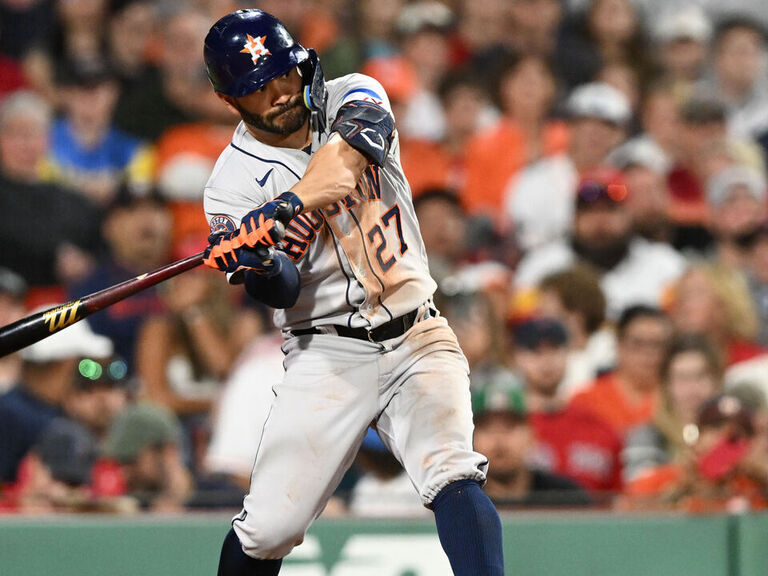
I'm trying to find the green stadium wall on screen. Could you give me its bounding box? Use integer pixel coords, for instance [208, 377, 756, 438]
[0, 513, 766, 575]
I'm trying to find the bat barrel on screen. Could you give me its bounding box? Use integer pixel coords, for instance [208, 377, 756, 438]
[0, 310, 66, 358]
[0, 251, 206, 359]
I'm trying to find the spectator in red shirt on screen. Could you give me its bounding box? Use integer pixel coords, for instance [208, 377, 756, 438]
[512, 317, 623, 495]
[569, 305, 673, 436]
[472, 386, 593, 509]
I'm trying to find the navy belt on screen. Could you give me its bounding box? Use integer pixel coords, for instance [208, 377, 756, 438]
[292, 307, 434, 343]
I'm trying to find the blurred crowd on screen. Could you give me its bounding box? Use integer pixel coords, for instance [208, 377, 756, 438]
[2, 0, 768, 515]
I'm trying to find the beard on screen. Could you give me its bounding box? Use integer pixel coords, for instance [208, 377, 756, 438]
[572, 233, 632, 271]
[235, 95, 309, 136]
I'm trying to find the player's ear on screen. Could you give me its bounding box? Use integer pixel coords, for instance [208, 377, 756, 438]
[216, 93, 241, 117]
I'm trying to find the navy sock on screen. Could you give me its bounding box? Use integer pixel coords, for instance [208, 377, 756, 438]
[431, 479, 505, 575]
[217, 527, 282, 576]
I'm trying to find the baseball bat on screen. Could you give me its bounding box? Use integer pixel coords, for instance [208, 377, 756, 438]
[0, 251, 205, 358]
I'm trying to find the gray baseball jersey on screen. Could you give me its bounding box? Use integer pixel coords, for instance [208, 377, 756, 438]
[204, 73, 487, 561]
[204, 73, 437, 333]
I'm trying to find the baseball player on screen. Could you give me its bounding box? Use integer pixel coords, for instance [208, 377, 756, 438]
[201, 10, 504, 576]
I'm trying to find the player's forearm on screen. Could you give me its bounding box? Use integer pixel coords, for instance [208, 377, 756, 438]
[289, 134, 368, 211]
[244, 252, 301, 308]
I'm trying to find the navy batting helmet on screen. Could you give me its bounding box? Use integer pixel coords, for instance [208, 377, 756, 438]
[204, 9, 312, 98]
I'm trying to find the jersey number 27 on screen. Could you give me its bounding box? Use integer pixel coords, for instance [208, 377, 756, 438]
[367, 204, 408, 272]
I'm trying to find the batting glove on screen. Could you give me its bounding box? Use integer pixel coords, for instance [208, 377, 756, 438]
[238, 192, 303, 248]
[203, 231, 282, 276]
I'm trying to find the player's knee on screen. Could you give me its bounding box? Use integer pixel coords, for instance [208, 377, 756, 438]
[234, 515, 307, 559]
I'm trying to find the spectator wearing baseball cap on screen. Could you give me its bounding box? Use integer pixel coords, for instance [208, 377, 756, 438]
[705, 165, 768, 270]
[101, 402, 192, 511]
[608, 139, 676, 244]
[515, 168, 687, 320]
[510, 317, 623, 495]
[652, 5, 712, 85]
[0, 315, 113, 483]
[505, 83, 630, 252]
[471, 385, 593, 508]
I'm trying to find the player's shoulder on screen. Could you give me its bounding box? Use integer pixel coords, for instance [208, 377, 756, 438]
[326, 73, 391, 114]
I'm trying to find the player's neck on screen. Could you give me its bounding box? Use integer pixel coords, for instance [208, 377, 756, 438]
[245, 119, 311, 149]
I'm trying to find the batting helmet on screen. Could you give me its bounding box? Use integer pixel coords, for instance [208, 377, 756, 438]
[203, 9, 318, 100]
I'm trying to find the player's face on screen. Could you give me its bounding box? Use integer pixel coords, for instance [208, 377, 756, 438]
[229, 67, 309, 136]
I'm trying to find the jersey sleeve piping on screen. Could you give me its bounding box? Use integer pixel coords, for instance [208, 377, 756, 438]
[229, 142, 303, 181]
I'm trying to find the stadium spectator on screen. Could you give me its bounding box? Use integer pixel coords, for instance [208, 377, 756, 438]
[508, 0, 564, 60]
[11, 418, 104, 513]
[106, 0, 156, 89]
[535, 266, 615, 399]
[101, 402, 192, 512]
[0, 268, 26, 393]
[556, 0, 651, 90]
[400, 69, 490, 198]
[48, 59, 154, 206]
[454, 0, 514, 74]
[413, 189, 511, 289]
[504, 83, 629, 251]
[113, 7, 228, 141]
[569, 306, 673, 436]
[698, 17, 768, 141]
[667, 95, 765, 237]
[651, 5, 712, 86]
[393, 1, 455, 142]
[464, 54, 568, 225]
[515, 169, 687, 319]
[512, 317, 623, 494]
[67, 187, 171, 373]
[704, 164, 768, 270]
[622, 335, 723, 482]
[669, 263, 764, 367]
[437, 290, 518, 395]
[472, 386, 593, 508]
[10, 354, 132, 513]
[0, 317, 112, 484]
[620, 392, 768, 512]
[609, 139, 675, 244]
[21, 0, 110, 105]
[0, 90, 101, 291]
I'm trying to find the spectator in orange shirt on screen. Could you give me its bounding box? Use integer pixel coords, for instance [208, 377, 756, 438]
[400, 69, 489, 198]
[463, 54, 567, 223]
[569, 305, 673, 436]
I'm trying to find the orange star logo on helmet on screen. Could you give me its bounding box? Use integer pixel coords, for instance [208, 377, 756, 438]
[240, 34, 271, 65]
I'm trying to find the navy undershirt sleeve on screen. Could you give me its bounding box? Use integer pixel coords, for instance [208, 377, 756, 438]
[243, 252, 300, 309]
